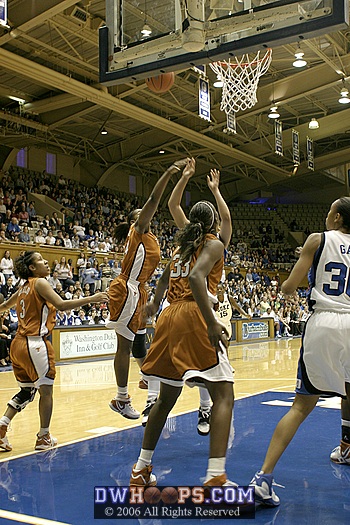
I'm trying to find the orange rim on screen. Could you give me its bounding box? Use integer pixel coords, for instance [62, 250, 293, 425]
[213, 49, 272, 68]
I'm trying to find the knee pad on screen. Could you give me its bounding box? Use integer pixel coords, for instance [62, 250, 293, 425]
[8, 387, 37, 412]
[132, 333, 147, 359]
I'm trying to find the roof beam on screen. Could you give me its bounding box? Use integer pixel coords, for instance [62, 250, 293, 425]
[0, 46, 289, 179]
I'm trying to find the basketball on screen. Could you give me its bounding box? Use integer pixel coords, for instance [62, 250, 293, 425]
[145, 72, 175, 93]
[161, 486, 178, 504]
[144, 486, 161, 504]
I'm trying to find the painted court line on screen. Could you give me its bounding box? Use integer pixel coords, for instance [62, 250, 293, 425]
[0, 509, 72, 525]
[0, 387, 295, 464]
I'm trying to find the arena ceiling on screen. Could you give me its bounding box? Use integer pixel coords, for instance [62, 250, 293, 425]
[0, 1, 350, 204]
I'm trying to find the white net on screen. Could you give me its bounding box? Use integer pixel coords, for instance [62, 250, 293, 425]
[209, 49, 272, 114]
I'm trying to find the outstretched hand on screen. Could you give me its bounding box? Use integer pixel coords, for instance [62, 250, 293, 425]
[172, 158, 190, 171]
[182, 157, 196, 178]
[207, 169, 220, 193]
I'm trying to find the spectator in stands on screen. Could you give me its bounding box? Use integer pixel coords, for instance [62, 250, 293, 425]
[64, 233, 72, 249]
[98, 308, 110, 325]
[54, 231, 65, 247]
[45, 231, 56, 245]
[262, 306, 280, 337]
[47, 270, 60, 289]
[74, 309, 89, 325]
[0, 231, 8, 243]
[0, 198, 6, 217]
[6, 218, 21, 241]
[0, 313, 11, 367]
[99, 256, 112, 291]
[1, 277, 17, 300]
[55, 256, 75, 290]
[41, 214, 51, 234]
[64, 284, 75, 300]
[76, 252, 87, 281]
[56, 311, 69, 326]
[81, 262, 99, 294]
[0, 251, 14, 282]
[18, 203, 29, 225]
[26, 202, 37, 223]
[18, 226, 31, 243]
[35, 229, 46, 244]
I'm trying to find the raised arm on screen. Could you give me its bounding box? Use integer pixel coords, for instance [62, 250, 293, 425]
[35, 278, 108, 311]
[168, 158, 195, 229]
[136, 159, 189, 233]
[188, 238, 227, 352]
[207, 169, 232, 248]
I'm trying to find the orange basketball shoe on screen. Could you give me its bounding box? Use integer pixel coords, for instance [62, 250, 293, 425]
[130, 464, 157, 487]
[35, 432, 58, 451]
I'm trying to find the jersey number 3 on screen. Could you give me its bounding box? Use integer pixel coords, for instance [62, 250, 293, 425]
[323, 262, 350, 296]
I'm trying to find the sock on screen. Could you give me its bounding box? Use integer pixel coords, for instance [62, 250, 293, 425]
[199, 387, 211, 411]
[38, 427, 49, 437]
[341, 419, 350, 443]
[0, 416, 10, 427]
[135, 449, 154, 471]
[205, 457, 226, 482]
[147, 379, 160, 401]
[117, 386, 128, 400]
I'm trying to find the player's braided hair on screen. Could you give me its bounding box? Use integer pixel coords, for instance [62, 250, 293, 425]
[14, 251, 37, 279]
[114, 209, 141, 243]
[176, 201, 219, 263]
[336, 197, 350, 230]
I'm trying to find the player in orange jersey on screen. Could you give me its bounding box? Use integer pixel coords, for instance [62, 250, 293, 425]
[0, 251, 108, 452]
[107, 159, 189, 420]
[130, 197, 236, 488]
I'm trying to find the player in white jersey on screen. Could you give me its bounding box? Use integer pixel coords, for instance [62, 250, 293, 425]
[215, 282, 249, 339]
[250, 197, 350, 506]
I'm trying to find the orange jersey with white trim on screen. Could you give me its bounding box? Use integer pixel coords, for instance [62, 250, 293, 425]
[167, 234, 224, 303]
[120, 225, 160, 284]
[16, 278, 56, 337]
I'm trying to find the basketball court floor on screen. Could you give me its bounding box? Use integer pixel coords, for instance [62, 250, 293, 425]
[0, 336, 348, 525]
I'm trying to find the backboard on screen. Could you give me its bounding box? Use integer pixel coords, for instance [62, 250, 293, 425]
[100, 0, 348, 85]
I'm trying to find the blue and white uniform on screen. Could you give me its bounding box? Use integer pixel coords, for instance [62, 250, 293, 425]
[297, 230, 350, 397]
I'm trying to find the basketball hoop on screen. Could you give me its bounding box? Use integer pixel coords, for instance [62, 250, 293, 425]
[210, 49, 272, 132]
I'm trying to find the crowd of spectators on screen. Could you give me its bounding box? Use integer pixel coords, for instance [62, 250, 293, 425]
[0, 165, 313, 367]
[0, 166, 300, 268]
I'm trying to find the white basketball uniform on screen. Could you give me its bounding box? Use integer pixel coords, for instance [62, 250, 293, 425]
[215, 293, 233, 340]
[297, 230, 350, 397]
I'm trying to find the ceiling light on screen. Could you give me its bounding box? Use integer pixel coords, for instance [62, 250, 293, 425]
[293, 47, 307, 68]
[308, 118, 319, 130]
[141, 24, 152, 36]
[213, 76, 224, 88]
[100, 128, 108, 135]
[268, 106, 280, 119]
[339, 83, 350, 104]
[9, 95, 26, 104]
[159, 150, 165, 154]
